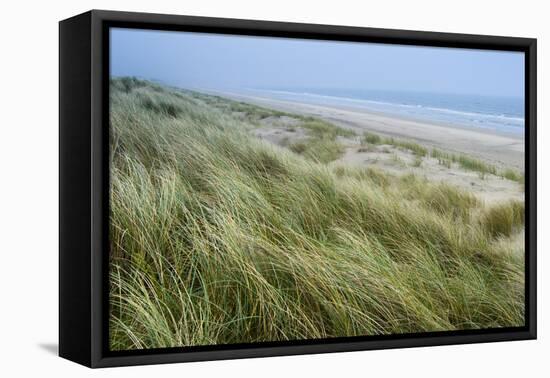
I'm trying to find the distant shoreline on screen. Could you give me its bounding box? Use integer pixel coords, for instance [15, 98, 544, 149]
[198, 88, 525, 169]
[250, 89, 525, 135]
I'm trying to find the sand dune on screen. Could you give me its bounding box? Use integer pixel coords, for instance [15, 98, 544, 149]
[200, 90, 524, 205]
[207, 90, 525, 170]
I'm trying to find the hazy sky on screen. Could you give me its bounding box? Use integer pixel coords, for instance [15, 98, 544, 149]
[111, 28, 524, 98]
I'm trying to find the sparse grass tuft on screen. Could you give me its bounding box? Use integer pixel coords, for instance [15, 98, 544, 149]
[362, 132, 427, 157]
[362, 132, 382, 145]
[413, 156, 423, 167]
[290, 137, 344, 163]
[391, 139, 428, 157]
[457, 155, 497, 175]
[430, 148, 524, 184]
[502, 169, 525, 184]
[284, 119, 353, 163]
[299, 118, 356, 139]
[390, 153, 406, 167]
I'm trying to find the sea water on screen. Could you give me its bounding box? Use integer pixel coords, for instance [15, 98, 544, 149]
[255, 88, 525, 136]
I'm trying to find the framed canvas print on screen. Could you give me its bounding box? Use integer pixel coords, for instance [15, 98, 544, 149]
[59, 10, 537, 368]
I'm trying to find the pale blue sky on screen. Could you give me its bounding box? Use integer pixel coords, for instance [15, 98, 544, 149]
[110, 28, 524, 98]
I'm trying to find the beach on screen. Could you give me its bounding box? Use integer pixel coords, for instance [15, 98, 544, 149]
[205, 89, 525, 170]
[199, 89, 524, 204]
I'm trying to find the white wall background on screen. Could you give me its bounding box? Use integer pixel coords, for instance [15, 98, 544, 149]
[0, 0, 546, 376]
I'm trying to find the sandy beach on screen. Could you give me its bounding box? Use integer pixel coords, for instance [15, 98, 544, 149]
[198, 89, 525, 204]
[207, 90, 525, 170]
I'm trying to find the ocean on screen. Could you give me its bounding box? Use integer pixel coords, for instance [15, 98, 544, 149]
[254, 88, 525, 136]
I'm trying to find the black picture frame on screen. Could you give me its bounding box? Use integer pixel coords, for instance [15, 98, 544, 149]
[59, 9, 537, 368]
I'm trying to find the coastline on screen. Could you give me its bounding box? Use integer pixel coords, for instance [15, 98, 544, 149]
[201, 88, 525, 169]
[109, 78, 526, 350]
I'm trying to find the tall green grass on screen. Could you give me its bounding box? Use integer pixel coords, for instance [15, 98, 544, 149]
[481, 201, 525, 238]
[109, 78, 525, 351]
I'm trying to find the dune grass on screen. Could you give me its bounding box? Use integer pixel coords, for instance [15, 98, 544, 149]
[196, 93, 288, 121]
[502, 169, 525, 185]
[362, 132, 428, 157]
[182, 89, 354, 164]
[481, 201, 525, 238]
[109, 78, 525, 351]
[361, 131, 523, 183]
[289, 138, 344, 164]
[430, 148, 524, 183]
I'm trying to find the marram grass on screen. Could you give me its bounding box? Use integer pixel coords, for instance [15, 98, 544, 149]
[109, 78, 525, 351]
